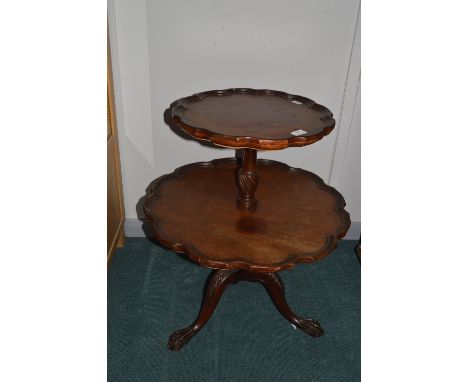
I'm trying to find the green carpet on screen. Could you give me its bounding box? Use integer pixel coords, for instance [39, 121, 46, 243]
[108, 238, 360, 382]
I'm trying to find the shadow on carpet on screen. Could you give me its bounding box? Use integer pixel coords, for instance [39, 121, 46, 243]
[108, 238, 360, 382]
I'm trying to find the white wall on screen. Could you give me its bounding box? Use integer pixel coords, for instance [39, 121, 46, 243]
[108, 0, 361, 230]
[329, 6, 361, 226]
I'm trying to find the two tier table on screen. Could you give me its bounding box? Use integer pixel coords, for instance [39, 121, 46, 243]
[144, 88, 350, 351]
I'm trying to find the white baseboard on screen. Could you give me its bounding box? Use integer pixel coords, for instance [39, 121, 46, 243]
[124, 218, 361, 240]
[124, 218, 148, 237]
[344, 221, 361, 240]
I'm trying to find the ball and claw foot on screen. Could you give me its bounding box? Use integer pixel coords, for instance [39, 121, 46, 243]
[167, 269, 325, 351]
[295, 319, 324, 337]
[167, 326, 198, 351]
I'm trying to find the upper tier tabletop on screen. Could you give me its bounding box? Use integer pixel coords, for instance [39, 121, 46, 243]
[144, 158, 350, 272]
[166, 88, 335, 150]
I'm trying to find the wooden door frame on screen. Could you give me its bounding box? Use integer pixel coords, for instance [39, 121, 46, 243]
[107, 29, 125, 265]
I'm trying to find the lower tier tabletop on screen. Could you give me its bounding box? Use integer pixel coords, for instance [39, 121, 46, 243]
[144, 158, 350, 272]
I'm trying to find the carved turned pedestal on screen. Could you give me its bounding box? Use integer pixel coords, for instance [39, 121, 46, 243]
[144, 89, 350, 351]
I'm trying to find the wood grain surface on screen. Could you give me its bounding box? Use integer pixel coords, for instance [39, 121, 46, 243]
[166, 88, 335, 150]
[144, 158, 350, 272]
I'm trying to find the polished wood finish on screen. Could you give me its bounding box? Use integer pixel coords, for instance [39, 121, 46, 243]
[107, 32, 125, 265]
[166, 88, 335, 150]
[236, 149, 259, 211]
[144, 158, 350, 273]
[146, 89, 348, 351]
[168, 269, 324, 351]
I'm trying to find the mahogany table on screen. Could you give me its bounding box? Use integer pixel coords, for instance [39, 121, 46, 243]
[144, 88, 350, 351]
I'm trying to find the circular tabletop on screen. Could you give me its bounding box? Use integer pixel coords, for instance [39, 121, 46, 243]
[166, 88, 335, 150]
[144, 158, 350, 272]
